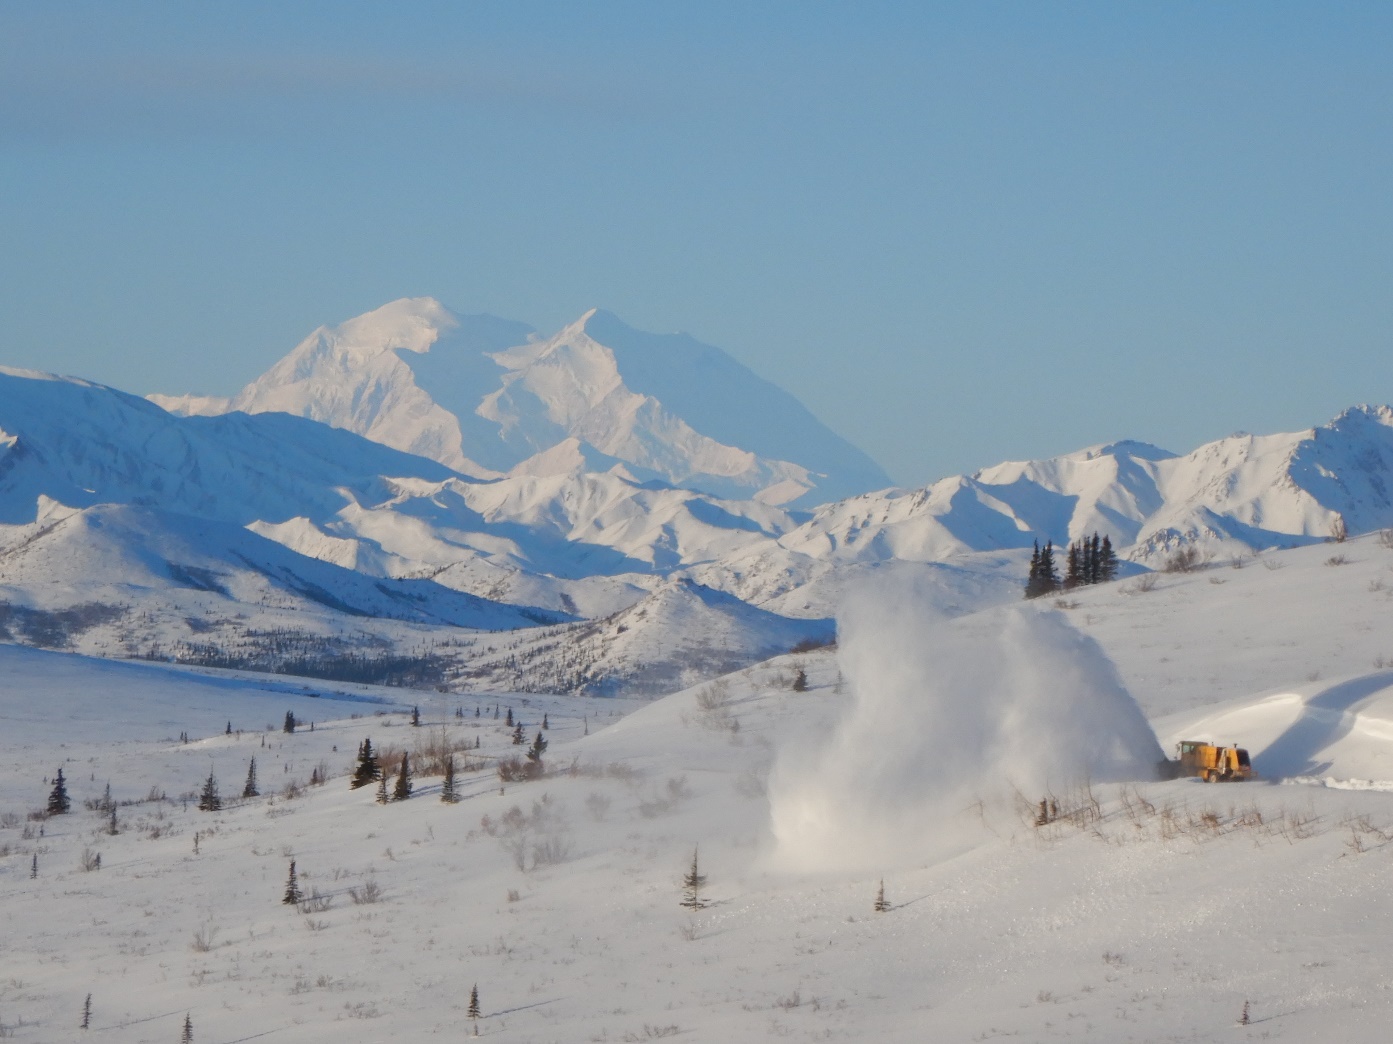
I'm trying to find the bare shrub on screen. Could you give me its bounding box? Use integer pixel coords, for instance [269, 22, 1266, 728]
[412, 726, 480, 777]
[78, 847, 101, 872]
[298, 889, 333, 914]
[1053, 598, 1080, 609]
[190, 923, 219, 952]
[481, 797, 569, 872]
[585, 792, 612, 821]
[531, 834, 573, 867]
[1325, 554, 1349, 566]
[695, 679, 732, 713]
[1263, 558, 1286, 571]
[1120, 573, 1159, 595]
[1379, 529, 1393, 550]
[347, 879, 382, 905]
[1162, 546, 1204, 573]
[1330, 516, 1348, 543]
[497, 756, 541, 783]
[0, 812, 20, 829]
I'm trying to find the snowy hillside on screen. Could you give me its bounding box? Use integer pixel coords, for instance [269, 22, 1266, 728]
[451, 577, 834, 696]
[151, 298, 891, 507]
[4, 533, 1393, 1040]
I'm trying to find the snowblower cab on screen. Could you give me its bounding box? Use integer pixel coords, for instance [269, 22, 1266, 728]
[1169, 740, 1253, 782]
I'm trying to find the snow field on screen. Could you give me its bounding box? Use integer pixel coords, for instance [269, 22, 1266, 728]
[4, 535, 1393, 1040]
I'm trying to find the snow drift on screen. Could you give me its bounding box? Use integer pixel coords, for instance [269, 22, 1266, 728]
[769, 579, 1163, 871]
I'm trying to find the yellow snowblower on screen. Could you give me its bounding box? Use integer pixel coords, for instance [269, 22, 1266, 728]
[1161, 740, 1253, 782]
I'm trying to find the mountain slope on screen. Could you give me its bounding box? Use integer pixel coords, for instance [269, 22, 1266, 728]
[152, 298, 891, 506]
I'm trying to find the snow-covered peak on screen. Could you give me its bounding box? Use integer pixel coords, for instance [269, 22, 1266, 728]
[149, 299, 890, 508]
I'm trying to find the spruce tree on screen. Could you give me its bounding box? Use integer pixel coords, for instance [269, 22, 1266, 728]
[47, 767, 71, 815]
[1024, 541, 1042, 599]
[198, 769, 221, 812]
[680, 847, 707, 909]
[283, 710, 296, 734]
[181, 1013, 193, 1043]
[441, 755, 459, 803]
[351, 739, 380, 790]
[505, 707, 514, 727]
[1039, 540, 1060, 594]
[411, 705, 421, 727]
[467, 984, 481, 1021]
[512, 724, 524, 745]
[30, 853, 37, 878]
[1064, 543, 1081, 589]
[282, 860, 302, 905]
[542, 713, 549, 729]
[81, 992, 92, 1030]
[874, 879, 890, 913]
[1099, 534, 1119, 582]
[107, 805, 118, 836]
[393, 753, 412, 801]
[242, 758, 259, 798]
[375, 773, 389, 804]
[526, 731, 547, 774]
[792, 667, 808, 692]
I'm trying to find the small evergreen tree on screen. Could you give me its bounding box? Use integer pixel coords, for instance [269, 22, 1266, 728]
[181, 1012, 193, 1043]
[30, 853, 37, 878]
[1064, 543, 1081, 589]
[1038, 540, 1060, 594]
[197, 769, 221, 812]
[351, 739, 380, 789]
[375, 773, 389, 804]
[468, 983, 481, 1021]
[505, 707, 514, 727]
[225, 720, 231, 735]
[392, 752, 412, 801]
[542, 713, 549, 729]
[411, 705, 421, 727]
[512, 724, 524, 745]
[441, 755, 458, 803]
[680, 846, 707, 909]
[242, 758, 259, 798]
[792, 667, 808, 691]
[282, 860, 302, 905]
[81, 992, 92, 1030]
[283, 710, 296, 734]
[874, 878, 889, 913]
[47, 767, 71, 815]
[526, 731, 547, 774]
[1099, 534, 1119, 581]
[107, 805, 118, 836]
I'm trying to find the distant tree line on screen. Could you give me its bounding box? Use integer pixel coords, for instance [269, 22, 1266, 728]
[1025, 533, 1119, 599]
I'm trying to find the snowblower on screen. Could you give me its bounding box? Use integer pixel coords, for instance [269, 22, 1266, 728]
[1158, 740, 1253, 782]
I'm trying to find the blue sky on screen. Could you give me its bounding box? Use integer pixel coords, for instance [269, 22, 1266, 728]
[2, 2, 1392, 487]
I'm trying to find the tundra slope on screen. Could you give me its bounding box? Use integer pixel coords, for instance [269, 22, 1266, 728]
[3, 534, 1393, 1040]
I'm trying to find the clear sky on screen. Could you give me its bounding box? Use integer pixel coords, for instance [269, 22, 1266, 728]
[3, 2, 1392, 488]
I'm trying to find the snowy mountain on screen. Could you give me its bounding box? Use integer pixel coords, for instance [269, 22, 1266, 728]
[151, 298, 891, 506]
[691, 405, 1393, 611]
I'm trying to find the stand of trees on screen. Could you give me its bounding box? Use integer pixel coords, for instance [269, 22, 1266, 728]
[1025, 533, 1118, 599]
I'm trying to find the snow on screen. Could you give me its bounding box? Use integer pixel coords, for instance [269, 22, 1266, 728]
[154, 298, 890, 507]
[5, 526, 1393, 1041]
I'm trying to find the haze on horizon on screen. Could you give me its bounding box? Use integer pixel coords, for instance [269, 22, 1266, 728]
[2, 2, 1392, 488]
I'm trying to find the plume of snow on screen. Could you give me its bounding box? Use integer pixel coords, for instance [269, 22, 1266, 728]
[768, 576, 1164, 871]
